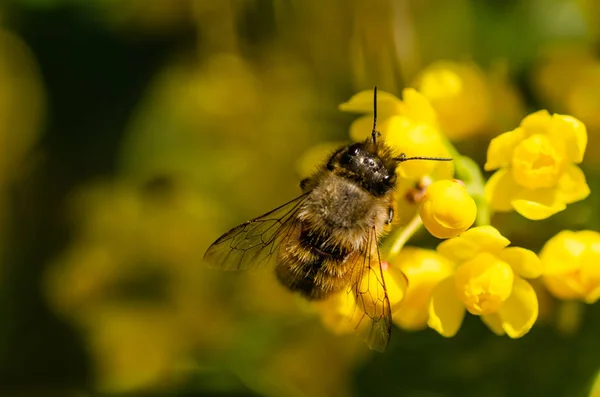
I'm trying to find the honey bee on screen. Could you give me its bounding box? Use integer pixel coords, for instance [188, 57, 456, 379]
[204, 87, 451, 351]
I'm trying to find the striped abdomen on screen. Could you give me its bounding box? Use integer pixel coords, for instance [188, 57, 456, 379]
[275, 226, 357, 300]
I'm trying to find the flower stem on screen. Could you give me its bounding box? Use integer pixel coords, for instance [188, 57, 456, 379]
[388, 214, 423, 257]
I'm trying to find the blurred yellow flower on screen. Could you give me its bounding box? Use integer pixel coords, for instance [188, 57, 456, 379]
[419, 179, 477, 239]
[411, 60, 491, 141]
[531, 45, 597, 113]
[390, 248, 454, 330]
[484, 110, 589, 220]
[429, 226, 541, 338]
[0, 29, 45, 189]
[540, 230, 600, 304]
[87, 307, 189, 394]
[45, 181, 237, 392]
[566, 63, 600, 131]
[340, 88, 452, 180]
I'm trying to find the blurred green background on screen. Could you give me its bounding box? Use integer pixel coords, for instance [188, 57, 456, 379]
[1, 0, 600, 396]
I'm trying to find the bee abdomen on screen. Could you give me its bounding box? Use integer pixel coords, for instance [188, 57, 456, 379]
[275, 229, 353, 300]
[275, 258, 348, 300]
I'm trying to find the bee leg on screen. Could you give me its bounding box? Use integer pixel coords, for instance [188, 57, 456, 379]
[386, 207, 394, 225]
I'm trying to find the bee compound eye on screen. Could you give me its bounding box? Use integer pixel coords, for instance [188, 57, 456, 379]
[348, 145, 360, 156]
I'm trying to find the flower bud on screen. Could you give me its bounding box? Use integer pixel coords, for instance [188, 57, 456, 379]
[419, 180, 477, 239]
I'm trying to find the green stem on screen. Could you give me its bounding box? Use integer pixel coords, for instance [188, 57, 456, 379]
[388, 214, 423, 257]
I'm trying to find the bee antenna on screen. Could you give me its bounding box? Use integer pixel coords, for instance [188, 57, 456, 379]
[394, 153, 453, 162]
[371, 86, 379, 146]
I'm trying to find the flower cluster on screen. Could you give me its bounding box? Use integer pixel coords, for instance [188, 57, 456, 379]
[485, 110, 589, 219]
[429, 226, 541, 338]
[313, 72, 595, 345]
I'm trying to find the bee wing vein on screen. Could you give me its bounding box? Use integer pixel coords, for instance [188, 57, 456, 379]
[204, 193, 309, 271]
[349, 225, 392, 352]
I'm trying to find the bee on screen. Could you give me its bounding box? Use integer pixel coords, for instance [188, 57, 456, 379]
[204, 87, 451, 351]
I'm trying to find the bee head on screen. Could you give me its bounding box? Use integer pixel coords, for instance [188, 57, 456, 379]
[325, 87, 452, 196]
[328, 141, 398, 196]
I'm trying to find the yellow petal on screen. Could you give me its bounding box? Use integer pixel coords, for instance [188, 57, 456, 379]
[540, 230, 584, 275]
[544, 274, 585, 300]
[391, 248, 454, 330]
[454, 252, 515, 315]
[313, 291, 357, 335]
[349, 115, 377, 142]
[437, 225, 510, 264]
[428, 276, 466, 337]
[556, 164, 590, 204]
[459, 225, 511, 251]
[357, 263, 406, 319]
[519, 109, 552, 135]
[385, 265, 409, 311]
[511, 187, 566, 220]
[497, 247, 543, 279]
[510, 133, 566, 189]
[497, 277, 538, 338]
[386, 117, 449, 179]
[580, 241, 600, 303]
[484, 169, 521, 211]
[548, 114, 587, 164]
[401, 88, 438, 126]
[484, 128, 526, 171]
[339, 89, 403, 117]
[481, 313, 505, 336]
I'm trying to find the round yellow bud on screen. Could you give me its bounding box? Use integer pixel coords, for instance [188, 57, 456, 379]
[419, 180, 477, 239]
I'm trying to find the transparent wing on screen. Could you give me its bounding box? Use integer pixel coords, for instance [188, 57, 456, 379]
[203, 193, 309, 271]
[348, 226, 392, 352]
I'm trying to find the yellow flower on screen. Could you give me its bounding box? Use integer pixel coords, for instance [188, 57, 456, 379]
[315, 261, 407, 336]
[484, 110, 590, 220]
[419, 179, 477, 239]
[540, 230, 600, 304]
[389, 248, 454, 330]
[428, 226, 542, 338]
[339, 88, 452, 180]
[411, 60, 492, 141]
